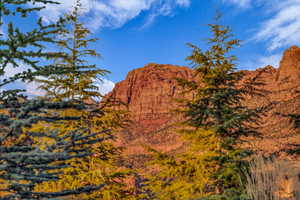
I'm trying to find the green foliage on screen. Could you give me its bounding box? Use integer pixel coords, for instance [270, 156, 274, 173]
[139, 15, 271, 200]
[36, 0, 108, 102]
[0, 1, 106, 199]
[33, 107, 132, 200]
[0, 0, 59, 19]
[0, 97, 106, 199]
[175, 15, 269, 199]
[143, 128, 220, 200]
[33, 1, 133, 199]
[0, 0, 71, 88]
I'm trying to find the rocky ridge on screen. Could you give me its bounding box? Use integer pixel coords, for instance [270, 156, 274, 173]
[107, 46, 300, 160]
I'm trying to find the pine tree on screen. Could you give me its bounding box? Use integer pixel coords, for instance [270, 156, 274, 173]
[36, 1, 108, 102]
[141, 15, 271, 200]
[0, 1, 106, 199]
[140, 15, 273, 200]
[178, 15, 272, 200]
[33, 1, 133, 199]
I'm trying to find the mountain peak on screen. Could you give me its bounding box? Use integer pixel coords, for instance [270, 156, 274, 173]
[276, 45, 300, 82]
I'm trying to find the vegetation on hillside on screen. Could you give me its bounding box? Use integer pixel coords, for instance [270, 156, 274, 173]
[0, 1, 298, 200]
[32, 1, 133, 199]
[141, 14, 273, 200]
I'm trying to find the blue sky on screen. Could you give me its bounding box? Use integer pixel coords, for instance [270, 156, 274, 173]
[4, 0, 300, 95]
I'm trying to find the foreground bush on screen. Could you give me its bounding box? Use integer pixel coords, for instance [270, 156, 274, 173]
[245, 156, 300, 200]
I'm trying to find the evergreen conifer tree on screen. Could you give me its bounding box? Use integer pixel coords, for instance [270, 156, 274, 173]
[33, 1, 133, 199]
[144, 15, 271, 200]
[179, 15, 271, 199]
[0, 1, 106, 199]
[36, 0, 108, 102]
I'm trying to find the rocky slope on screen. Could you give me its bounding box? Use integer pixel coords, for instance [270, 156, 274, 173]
[107, 46, 300, 161]
[107, 64, 194, 156]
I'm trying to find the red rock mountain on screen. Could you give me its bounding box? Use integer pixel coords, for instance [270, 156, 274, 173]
[108, 64, 194, 157]
[107, 46, 300, 161]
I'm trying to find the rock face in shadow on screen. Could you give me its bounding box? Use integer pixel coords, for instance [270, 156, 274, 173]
[107, 46, 300, 161]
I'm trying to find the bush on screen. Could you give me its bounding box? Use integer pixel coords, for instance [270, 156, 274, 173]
[245, 156, 300, 200]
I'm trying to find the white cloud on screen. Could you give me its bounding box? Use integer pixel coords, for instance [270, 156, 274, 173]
[24, 78, 115, 97]
[242, 53, 282, 70]
[254, 0, 300, 51]
[2, 63, 44, 96]
[35, 0, 191, 30]
[223, 0, 300, 51]
[2, 63, 114, 97]
[223, 0, 252, 8]
[256, 54, 282, 68]
[175, 0, 191, 7]
[25, 81, 45, 96]
[3, 63, 30, 78]
[96, 78, 115, 95]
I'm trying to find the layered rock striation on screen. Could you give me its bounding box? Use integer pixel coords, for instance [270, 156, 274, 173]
[107, 64, 194, 156]
[107, 46, 300, 160]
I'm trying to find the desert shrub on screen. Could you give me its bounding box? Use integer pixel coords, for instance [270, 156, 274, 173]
[245, 156, 300, 200]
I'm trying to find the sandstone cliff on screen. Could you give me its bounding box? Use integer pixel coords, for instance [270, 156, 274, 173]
[107, 64, 194, 157]
[107, 46, 300, 162]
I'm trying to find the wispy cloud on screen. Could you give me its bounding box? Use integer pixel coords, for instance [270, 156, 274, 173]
[223, 0, 251, 8]
[24, 78, 115, 97]
[143, 0, 186, 28]
[36, 0, 191, 30]
[176, 0, 191, 7]
[241, 53, 282, 70]
[222, 0, 252, 8]
[223, 0, 300, 51]
[254, 0, 300, 51]
[256, 54, 282, 68]
[222, 0, 267, 8]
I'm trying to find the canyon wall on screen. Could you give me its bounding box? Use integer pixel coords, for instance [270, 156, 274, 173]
[107, 46, 300, 161]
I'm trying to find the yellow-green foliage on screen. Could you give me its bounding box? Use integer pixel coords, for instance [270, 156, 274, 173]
[144, 128, 221, 200]
[0, 179, 9, 197]
[33, 107, 132, 200]
[171, 15, 261, 199]
[31, 1, 133, 199]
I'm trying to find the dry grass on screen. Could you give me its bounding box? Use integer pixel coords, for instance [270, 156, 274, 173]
[245, 156, 300, 200]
